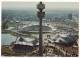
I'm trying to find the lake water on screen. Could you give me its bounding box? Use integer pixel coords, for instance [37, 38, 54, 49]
[1, 34, 16, 45]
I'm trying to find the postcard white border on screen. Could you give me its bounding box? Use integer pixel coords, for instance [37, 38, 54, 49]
[0, 0, 79, 58]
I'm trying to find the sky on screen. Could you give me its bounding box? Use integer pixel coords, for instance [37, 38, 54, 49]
[2, 2, 79, 11]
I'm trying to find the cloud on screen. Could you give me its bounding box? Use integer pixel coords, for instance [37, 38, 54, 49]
[2, 2, 79, 11]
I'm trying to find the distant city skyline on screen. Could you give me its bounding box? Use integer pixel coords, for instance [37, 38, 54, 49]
[2, 2, 79, 11]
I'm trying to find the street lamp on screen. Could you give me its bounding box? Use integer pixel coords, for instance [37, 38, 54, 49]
[37, 2, 45, 56]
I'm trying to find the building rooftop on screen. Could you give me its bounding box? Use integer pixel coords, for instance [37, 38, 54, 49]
[14, 37, 38, 46]
[50, 33, 77, 45]
[19, 25, 52, 33]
